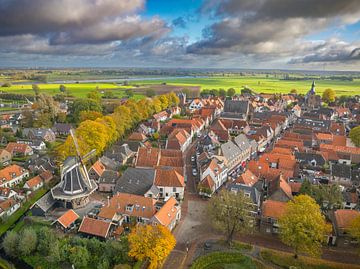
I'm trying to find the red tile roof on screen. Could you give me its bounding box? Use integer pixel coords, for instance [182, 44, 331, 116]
[262, 200, 287, 219]
[154, 197, 179, 227]
[334, 209, 360, 230]
[128, 132, 147, 141]
[56, 209, 79, 228]
[234, 170, 258, 186]
[136, 147, 160, 167]
[155, 168, 185, 187]
[25, 175, 42, 189]
[78, 217, 112, 238]
[90, 160, 106, 176]
[5, 142, 32, 155]
[0, 164, 28, 184]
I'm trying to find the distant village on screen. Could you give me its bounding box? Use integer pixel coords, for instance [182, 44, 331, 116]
[0, 81, 359, 255]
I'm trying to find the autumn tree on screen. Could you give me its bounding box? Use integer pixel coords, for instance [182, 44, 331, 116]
[349, 215, 360, 250]
[87, 91, 101, 102]
[322, 88, 336, 103]
[79, 110, 103, 122]
[279, 195, 330, 258]
[227, 88, 236, 97]
[59, 84, 66, 93]
[349, 126, 360, 147]
[32, 84, 40, 97]
[290, 89, 297, 94]
[70, 98, 103, 123]
[128, 225, 175, 269]
[208, 190, 255, 245]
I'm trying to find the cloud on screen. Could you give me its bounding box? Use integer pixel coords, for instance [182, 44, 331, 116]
[172, 17, 187, 28]
[289, 39, 360, 63]
[188, 0, 360, 64]
[0, 0, 169, 46]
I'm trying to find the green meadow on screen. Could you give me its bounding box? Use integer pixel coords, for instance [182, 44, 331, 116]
[1, 76, 360, 97]
[131, 76, 360, 96]
[0, 83, 136, 98]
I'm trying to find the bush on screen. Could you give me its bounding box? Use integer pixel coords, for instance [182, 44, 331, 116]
[191, 252, 256, 269]
[1, 82, 12, 87]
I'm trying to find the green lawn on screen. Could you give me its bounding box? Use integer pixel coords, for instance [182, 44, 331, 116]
[0, 188, 48, 236]
[130, 76, 360, 96]
[190, 252, 260, 269]
[1, 83, 132, 98]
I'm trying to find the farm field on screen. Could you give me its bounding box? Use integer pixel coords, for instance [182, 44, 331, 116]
[0, 83, 135, 98]
[131, 76, 360, 96]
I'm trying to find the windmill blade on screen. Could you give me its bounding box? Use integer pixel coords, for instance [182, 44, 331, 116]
[70, 129, 82, 159]
[82, 149, 96, 163]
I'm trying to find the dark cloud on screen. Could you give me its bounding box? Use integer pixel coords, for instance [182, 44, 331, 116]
[188, 0, 360, 64]
[0, 0, 168, 45]
[172, 17, 187, 28]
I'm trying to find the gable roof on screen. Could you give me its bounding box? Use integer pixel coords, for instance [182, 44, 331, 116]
[154, 167, 185, 188]
[128, 132, 147, 142]
[153, 197, 179, 227]
[234, 170, 258, 186]
[5, 142, 32, 154]
[221, 140, 242, 163]
[56, 209, 79, 228]
[78, 217, 112, 238]
[115, 167, 155, 195]
[0, 164, 28, 184]
[25, 175, 42, 189]
[136, 147, 160, 167]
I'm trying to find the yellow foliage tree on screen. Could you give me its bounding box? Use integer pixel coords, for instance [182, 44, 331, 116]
[322, 88, 336, 103]
[128, 225, 176, 269]
[349, 215, 360, 247]
[79, 110, 103, 122]
[279, 195, 330, 258]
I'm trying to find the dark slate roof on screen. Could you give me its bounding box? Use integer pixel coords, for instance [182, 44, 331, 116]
[331, 163, 351, 179]
[99, 170, 119, 184]
[52, 123, 72, 133]
[114, 167, 155, 195]
[224, 100, 249, 114]
[351, 168, 360, 184]
[295, 152, 326, 167]
[32, 192, 55, 212]
[228, 184, 260, 204]
[295, 118, 331, 130]
[118, 140, 145, 152]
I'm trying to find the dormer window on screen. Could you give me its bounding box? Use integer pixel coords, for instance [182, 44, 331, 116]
[126, 204, 134, 212]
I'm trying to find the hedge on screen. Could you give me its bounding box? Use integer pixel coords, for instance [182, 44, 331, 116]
[190, 252, 257, 269]
[260, 250, 360, 269]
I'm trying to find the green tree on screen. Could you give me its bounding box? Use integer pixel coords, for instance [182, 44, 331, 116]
[322, 88, 336, 103]
[2, 231, 19, 257]
[146, 89, 156, 97]
[59, 84, 66, 93]
[219, 89, 226, 97]
[37, 227, 57, 256]
[70, 98, 103, 123]
[87, 91, 101, 102]
[104, 91, 115, 99]
[32, 84, 40, 97]
[349, 126, 360, 147]
[18, 228, 37, 256]
[125, 88, 134, 97]
[279, 195, 330, 258]
[69, 246, 90, 268]
[209, 89, 219, 96]
[227, 88, 236, 97]
[208, 190, 255, 245]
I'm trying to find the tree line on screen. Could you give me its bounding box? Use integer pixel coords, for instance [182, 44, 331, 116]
[57, 92, 179, 160]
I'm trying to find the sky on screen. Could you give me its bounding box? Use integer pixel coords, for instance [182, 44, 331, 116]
[0, 0, 360, 70]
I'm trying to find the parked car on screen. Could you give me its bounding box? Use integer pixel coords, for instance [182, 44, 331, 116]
[192, 169, 198, 176]
[191, 155, 196, 162]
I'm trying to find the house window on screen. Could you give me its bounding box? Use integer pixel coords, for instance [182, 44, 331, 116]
[160, 188, 163, 192]
[173, 187, 176, 192]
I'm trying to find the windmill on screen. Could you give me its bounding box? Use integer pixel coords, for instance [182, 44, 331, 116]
[51, 129, 98, 209]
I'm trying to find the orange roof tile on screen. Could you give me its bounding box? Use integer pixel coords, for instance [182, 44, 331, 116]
[315, 133, 333, 141]
[155, 168, 185, 187]
[128, 132, 147, 141]
[234, 170, 258, 186]
[5, 142, 32, 154]
[154, 197, 179, 227]
[262, 200, 287, 219]
[200, 175, 215, 189]
[0, 164, 28, 184]
[57, 209, 79, 228]
[320, 144, 360, 155]
[289, 182, 302, 193]
[334, 209, 360, 230]
[0, 198, 17, 211]
[25, 175, 42, 189]
[91, 160, 106, 176]
[78, 217, 112, 238]
[136, 147, 160, 167]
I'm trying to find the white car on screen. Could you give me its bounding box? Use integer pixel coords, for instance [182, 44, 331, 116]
[191, 156, 196, 162]
[192, 169, 198, 176]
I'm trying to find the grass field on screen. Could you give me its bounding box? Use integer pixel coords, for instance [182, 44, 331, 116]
[0, 83, 132, 98]
[1, 76, 360, 97]
[131, 76, 360, 96]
